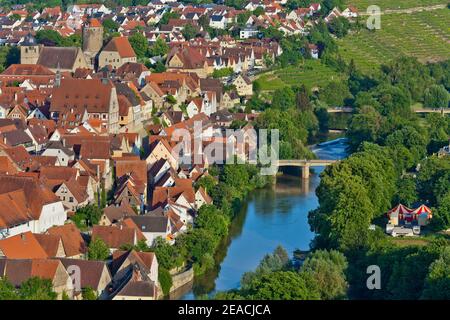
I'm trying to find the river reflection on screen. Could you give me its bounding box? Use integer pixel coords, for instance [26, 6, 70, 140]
[176, 138, 348, 299]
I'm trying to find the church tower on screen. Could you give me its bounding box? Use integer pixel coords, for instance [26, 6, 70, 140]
[20, 33, 42, 65]
[82, 18, 104, 69]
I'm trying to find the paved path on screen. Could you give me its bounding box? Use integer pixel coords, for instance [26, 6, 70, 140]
[359, 4, 447, 16]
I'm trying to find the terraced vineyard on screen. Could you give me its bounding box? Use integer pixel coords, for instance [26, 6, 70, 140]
[255, 60, 346, 91]
[337, 8, 450, 74]
[344, 0, 448, 10]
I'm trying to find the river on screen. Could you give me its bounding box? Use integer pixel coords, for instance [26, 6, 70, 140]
[173, 138, 349, 300]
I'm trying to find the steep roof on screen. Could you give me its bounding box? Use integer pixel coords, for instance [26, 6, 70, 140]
[46, 224, 87, 257]
[57, 258, 110, 291]
[0, 232, 48, 259]
[128, 215, 169, 233]
[50, 78, 113, 114]
[103, 37, 136, 58]
[0, 174, 60, 220]
[92, 225, 136, 249]
[1, 258, 61, 287]
[34, 233, 64, 257]
[37, 47, 84, 70]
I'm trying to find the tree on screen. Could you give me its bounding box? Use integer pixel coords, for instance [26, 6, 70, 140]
[102, 18, 119, 34]
[328, 16, 350, 38]
[88, 238, 110, 260]
[346, 106, 382, 152]
[430, 193, 450, 231]
[128, 32, 148, 60]
[72, 205, 102, 228]
[35, 29, 64, 46]
[195, 175, 217, 193]
[253, 6, 265, 17]
[9, 13, 21, 21]
[295, 84, 311, 110]
[149, 37, 169, 57]
[158, 11, 180, 26]
[158, 268, 173, 296]
[271, 87, 296, 110]
[195, 205, 229, 238]
[300, 250, 348, 299]
[393, 175, 417, 206]
[212, 67, 233, 78]
[320, 80, 351, 107]
[19, 277, 57, 300]
[182, 23, 198, 41]
[244, 271, 320, 300]
[423, 85, 449, 109]
[153, 61, 166, 73]
[82, 287, 98, 300]
[421, 247, 450, 299]
[151, 237, 182, 270]
[0, 278, 19, 300]
[0, 46, 19, 73]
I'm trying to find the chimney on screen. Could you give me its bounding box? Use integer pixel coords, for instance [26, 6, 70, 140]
[21, 233, 25, 241]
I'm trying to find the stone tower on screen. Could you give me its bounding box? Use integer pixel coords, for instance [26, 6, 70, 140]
[20, 33, 42, 65]
[82, 18, 104, 69]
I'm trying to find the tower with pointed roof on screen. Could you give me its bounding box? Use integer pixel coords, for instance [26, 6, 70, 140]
[20, 33, 42, 65]
[82, 18, 104, 69]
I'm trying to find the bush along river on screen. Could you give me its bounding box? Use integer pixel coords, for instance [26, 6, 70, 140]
[172, 138, 349, 299]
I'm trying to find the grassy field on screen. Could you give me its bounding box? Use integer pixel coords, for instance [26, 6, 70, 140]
[337, 8, 450, 74]
[344, 0, 448, 10]
[255, 60, 346, 91]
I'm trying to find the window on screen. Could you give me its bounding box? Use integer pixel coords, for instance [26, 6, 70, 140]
[69, 197, 74, 203]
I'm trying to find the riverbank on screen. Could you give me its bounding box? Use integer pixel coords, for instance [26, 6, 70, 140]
[176, 138, 348, 299]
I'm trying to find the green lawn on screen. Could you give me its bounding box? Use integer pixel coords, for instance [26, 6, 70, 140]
[255, 60, 346, 91]
[337, 8, 450, 74]
[344, 0, 447, 11]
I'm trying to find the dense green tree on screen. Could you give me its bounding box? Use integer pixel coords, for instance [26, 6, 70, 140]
[182, 23, 198, 41]
[149, 37, 169, 57]
[320, 80, 351, 106]
[158, 267, 173, 296]
[346, 106, 382, 151]
[243, 271, 320, 300]
[128, 32, 148, 60]
[421, 247, 450, 299]
[271, 87, 296, 110]
[0, 278, 19, 300]
[19, 277, 57, 300]
[300, 250, 348, 299]
[71, 205, 102, 228]
[82, 287, 98, 300]
[328, 16, 350, 38]
[88, 238, 110, 260]
[393, 175, 418, 206]
[158, 11, 180, 26]
[423, 84, 449, 109]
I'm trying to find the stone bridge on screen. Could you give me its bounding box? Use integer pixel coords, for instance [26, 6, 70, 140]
[276, 159, 338, 179]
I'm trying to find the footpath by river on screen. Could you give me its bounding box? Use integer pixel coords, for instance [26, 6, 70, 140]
[172, 138, 348, 300]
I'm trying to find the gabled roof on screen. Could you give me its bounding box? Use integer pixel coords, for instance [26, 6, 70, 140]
[128, 215, 169, 233]
[34, 233, 64, 257]
[50, 78, 114, 115]
[1, 258, 61, 287]
[57, 258, 110, 292]
[0, 232, 48, 259]
[103, 37, 136, 58]
[92, 225, 137, 249]
[37, 47, 84, 70]
[102, 202, 136, 223]
[46, 224, 87, 257]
